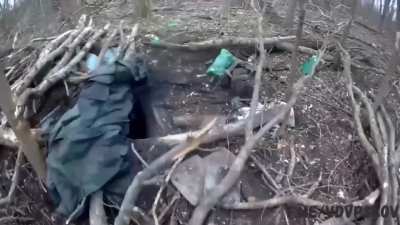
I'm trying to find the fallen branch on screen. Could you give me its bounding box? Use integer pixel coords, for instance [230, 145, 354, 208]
[89, 190, 108, 225]
[354, 20, 379, 33]
[147, 36, 296, 51]
[380, 105, 398, 213]
[158, 106, 286, 146]
[250, 155, 280, 193]
[0, 216, 34, 223]
[221, 189, 379, 210]
[0, 150, 23, 206]
[172, 114, 220, 129]
[152, 157, 183, 225]
[222, 195, 324, 209]
[375, 112, 390, 225]
[287, 137, 296, 181]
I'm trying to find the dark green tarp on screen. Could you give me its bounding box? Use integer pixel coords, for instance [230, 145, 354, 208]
[45, 54, 148, 221]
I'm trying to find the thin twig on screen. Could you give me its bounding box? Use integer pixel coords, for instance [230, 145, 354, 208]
[0, 216, 34, 223]
[250, 155, 280, 193]
[131, 143, 149, 168]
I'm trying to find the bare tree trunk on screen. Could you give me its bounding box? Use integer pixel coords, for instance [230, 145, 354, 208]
[289, 0, 306, 79]
[135, 0, 152, 18]
[285, 0, 297, 28]
[341, 0, 358, 45]
[397, 0, 400, 29]
[280, 0, 305, 138]
[220, 0, 232, 20]
[380, 0, 391, 31]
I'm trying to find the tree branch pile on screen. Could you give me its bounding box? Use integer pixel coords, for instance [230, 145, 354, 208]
[339, 43, 399, 225]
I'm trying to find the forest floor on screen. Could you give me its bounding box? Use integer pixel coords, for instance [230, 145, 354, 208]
[0, 0, 400, 225]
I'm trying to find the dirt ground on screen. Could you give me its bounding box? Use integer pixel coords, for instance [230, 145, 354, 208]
[1, 0, 400, 225]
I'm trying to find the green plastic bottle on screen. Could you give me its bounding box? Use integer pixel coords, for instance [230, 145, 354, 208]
[207, 49, 235, 78]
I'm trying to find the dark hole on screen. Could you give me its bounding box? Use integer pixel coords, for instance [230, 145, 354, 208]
[129, 89, 148, 139]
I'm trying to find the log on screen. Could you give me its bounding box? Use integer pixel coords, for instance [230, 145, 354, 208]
[148, 36, 296, 50]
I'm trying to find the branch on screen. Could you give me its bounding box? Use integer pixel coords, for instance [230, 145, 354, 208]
[221, 189, 380, 210]
[158, 105, 286, 146]
[97, 28, 118, 66]
[352, 86, 383, 152]
[245, 1, 266, 140]
[123, 24, 139, 61]
[275, 42, 335, 61]
[338, 43, 382, 181]
[287, 137, 296, 181]
[380, 105, 397, 209]
[376, 112, 390, 225]
[250, 155, 281, 193]
[14, 15, 87, 95]
[152, 157, 183, 225]
[0, 150, 22, 206]
[222, 195, 324, 209]
[89, 191, 108, 225]
[0, 127, 18, 149]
